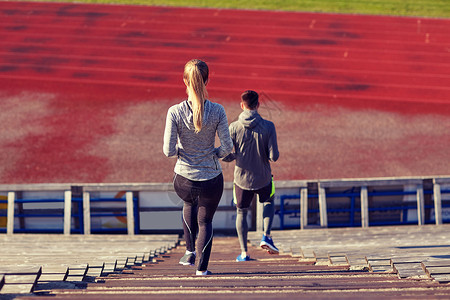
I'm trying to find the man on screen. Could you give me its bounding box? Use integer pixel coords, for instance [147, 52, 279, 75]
[223, 90, 280, 261]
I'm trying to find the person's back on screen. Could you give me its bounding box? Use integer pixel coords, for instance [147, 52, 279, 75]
[229, 108, 279, 190]
[164, 99, 231, 180]
[223, 90, 279, 262]
[163, 59, 232, 275]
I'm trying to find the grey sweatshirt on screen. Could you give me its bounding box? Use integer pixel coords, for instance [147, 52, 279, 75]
[223, 109, 279, 190]
[163, 99, 233, 181]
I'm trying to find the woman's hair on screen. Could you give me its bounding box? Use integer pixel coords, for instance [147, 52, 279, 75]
[183, 59, 209, 133]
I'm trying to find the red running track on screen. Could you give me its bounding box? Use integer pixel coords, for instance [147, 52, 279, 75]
[0, 1, 449, 183]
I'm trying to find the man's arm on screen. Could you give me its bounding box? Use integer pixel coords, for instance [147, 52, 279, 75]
[268, 122, 279, 162]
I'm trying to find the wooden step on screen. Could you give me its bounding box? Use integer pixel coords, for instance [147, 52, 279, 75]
[366, 257, 394, 273]
[392, 262, 427, 279]
[0, 267, 42, 294]
[345, 254, 369, 271]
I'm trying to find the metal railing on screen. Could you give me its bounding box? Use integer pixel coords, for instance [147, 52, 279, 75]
[275, 176, 450, 230]
[1, 176, 449, 235]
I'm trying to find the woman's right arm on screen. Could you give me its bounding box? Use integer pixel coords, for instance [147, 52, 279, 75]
[163, 107, 178, 157]
[222, 124, 236, 162]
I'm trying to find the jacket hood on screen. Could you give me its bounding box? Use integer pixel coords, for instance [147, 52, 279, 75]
[238, 109, 261, 129]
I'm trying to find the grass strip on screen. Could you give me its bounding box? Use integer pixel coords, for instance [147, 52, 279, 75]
[14, 0, 450, 18]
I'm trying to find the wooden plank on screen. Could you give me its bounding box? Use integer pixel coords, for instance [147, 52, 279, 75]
[392, 262, 426, 278]
[0, 234, 181, 287]
[125, 256, 138, 267]
[318, 177, 424, 188]
[318, 184, 328, 228]
[37, 265, 69, 282]
[135, 255, 144, 265]
[290, 248, 303, 258]
[7, 191, 14, 235]
[0, 267, 42, 276]
[390, 258, 423, 265]
[81, 180, 309, 192]
[328, 253, 349, 266]
[0, 283, 35, 294]
[273, 180, 308, 189]
[424, 266, 450, 277]
[431, 274, 450, 283]
[366, 257, 393, 273]
[299, 248, 315, 261]
[64, 190, 72, 235]
[4, 275, 39, 284]
[142, 252, 151, 262]
[313, 250, 330, 265]
[0, 266, 42, 294]
[434, 177, 450, 185]
[300, 187, 308, 230]
[360, 186, 369, 228]
[302, 248, 316, 261]
[38, 273, 69, 282]
[83, 191, 91, 235]
[422, 261, 450, 268]
[56, 264, 88, 282]
[125, 191, 135, 236]
[82, 182, 174, 192]
[114, 258, 128, 270]
[102, 262, 117, 275]
[416, 184, 425, 225]
[433, 181, 443, 225]
[67, 265, 89, 276]
[86, 264, 105, 278]
[369, 265, 394, 273]
[0, 184, 72, 192]
[345, 254, 369, 271]
[0, 179, 441, 193]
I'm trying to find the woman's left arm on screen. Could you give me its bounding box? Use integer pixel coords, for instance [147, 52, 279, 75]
[215, 106, 233, 158]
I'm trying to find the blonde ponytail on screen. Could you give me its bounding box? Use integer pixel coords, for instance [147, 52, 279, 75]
[184, 59, 209, 133]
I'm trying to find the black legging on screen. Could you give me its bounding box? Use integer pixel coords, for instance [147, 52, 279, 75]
[174, 173, 223, 272]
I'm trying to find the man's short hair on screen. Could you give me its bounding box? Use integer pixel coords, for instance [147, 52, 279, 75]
[241, 90, 259, 110]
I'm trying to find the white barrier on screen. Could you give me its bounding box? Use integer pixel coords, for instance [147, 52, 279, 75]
[1, 176, 449, 234]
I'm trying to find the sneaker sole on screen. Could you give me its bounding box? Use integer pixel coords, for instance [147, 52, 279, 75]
[260, 244, 279, 255]
[196, 271, 212, 276]
[179, 262, 195, 266]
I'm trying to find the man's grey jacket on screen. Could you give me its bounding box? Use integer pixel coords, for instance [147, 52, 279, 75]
[223, 109, 279, 190]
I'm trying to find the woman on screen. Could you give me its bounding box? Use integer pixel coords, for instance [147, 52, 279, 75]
[163, 59, 232, 276]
